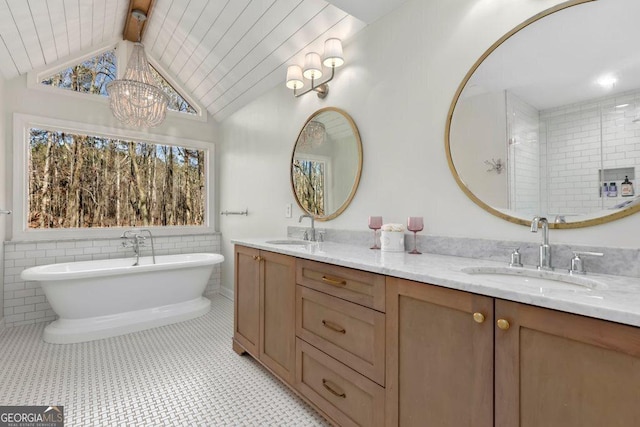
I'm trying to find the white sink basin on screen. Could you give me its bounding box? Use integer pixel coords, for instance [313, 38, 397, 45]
[265, 239, 310, 246]
[460, 266, 607, 291]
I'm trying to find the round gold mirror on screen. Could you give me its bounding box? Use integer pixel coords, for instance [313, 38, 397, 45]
[291, 107, 362, 221]
[446, 0, 640, 228]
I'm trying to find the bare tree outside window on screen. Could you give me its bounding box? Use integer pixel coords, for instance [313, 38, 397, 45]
[28, 128, 206, 228]
[40, 49, 198, 116]
[292, 159, 326, 216]
[149, 65, 198, 115]
[41, 50, 117, 95]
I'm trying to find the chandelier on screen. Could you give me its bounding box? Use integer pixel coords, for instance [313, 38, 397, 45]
[298, 121, 326, 148]
[107, 11, 168, 127]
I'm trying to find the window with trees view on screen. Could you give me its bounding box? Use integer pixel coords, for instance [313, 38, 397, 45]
[149, 65, 197, 115]
[40, 48, 198, 114]
[41, 50, 116, 95]
[28, 128, 206, 229]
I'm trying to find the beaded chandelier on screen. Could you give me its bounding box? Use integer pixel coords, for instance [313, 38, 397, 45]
[298, 121, 326, 148]
[107, 11, 168, 127]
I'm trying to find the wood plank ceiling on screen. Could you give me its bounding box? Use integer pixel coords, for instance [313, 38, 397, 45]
[0, 0, 384, 121]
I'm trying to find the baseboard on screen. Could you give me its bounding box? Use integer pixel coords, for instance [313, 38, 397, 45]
[219, 286, 234, 301]
[204, 286, 221, 299]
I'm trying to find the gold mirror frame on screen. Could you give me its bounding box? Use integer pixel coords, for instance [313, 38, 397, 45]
[445, 0, 640, 229]
[290, 107, 363, 221]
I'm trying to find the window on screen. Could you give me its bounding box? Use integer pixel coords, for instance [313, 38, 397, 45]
[40, 50, 117, 96]
[292, 158, 327, 216]
[149, 65, 197, 115]
[37, 46, 201, 117]
[14, 115, 214, 239]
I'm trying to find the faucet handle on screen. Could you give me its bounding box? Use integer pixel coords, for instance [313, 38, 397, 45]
[498, 246, 523, 268]
[509, 248, 523, 268]
[569, 251, 603, 275]
[302, 230, 309, 241]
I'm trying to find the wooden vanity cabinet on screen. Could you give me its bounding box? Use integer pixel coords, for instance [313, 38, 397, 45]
[295, 260, 386, 426]
[385, 277, 494, 427]
[496, 299, 640, 427]
[233, 246, 260, 356]
[233, 246, 296, 384]
[235, 246, 640, 426]
[387, 277, 640, 427]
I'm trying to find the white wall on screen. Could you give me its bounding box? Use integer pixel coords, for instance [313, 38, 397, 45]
[450, 90, 508, 208]
[0, 76, 5, 325]
[217, 0, 640, 293]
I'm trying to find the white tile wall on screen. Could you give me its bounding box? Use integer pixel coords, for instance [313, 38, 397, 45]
[3, 233, 222, 328]
[540, 89, 640, 216]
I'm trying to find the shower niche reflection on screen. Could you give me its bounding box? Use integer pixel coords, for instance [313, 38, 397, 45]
[451, 88, 640, 222]
[446, 0, 640, 227]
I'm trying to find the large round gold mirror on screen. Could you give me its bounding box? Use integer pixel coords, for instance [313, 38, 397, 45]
[447, 0, 640, 228]
[291, 107, 362, 221]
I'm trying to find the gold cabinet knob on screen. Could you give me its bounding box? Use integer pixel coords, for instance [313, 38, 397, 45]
[253, 255, 263, 262]
[497, 319, 510, 330]
[473, 312, 485, 323]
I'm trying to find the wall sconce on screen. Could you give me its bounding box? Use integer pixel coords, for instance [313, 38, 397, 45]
[286, 38, 344, 99]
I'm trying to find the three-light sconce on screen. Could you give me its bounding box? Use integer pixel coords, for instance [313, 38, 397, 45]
[285, 38, 344, 99]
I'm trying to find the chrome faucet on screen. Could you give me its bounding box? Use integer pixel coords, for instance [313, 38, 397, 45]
[530, 216, 552, 270]
[121, 229, 156, 265]
[299, 214, 316, 242]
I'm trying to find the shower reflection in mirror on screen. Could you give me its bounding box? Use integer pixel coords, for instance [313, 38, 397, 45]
[452, 87, 640, 222]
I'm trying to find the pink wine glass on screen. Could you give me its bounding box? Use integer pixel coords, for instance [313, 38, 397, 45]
[407, 217, 424, 254]
[368, 216, 383, 249]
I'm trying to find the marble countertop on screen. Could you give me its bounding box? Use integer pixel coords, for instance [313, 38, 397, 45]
[231, 238, 640, 328]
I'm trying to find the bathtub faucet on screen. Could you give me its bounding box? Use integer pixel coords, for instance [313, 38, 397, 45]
[121, 229, 156, 266]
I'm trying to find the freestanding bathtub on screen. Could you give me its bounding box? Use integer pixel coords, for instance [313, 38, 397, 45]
[20, 253, 224, 344]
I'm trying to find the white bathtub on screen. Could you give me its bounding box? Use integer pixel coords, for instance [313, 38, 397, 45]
[21, 253, 224, 344]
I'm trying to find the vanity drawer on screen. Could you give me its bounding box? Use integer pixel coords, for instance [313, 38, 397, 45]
[296, 259, 385, 312]
[296, 286, 385, 385]
[296, 338, 385, 427]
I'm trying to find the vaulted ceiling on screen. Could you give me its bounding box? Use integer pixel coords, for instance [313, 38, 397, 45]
[0, 0, 407, 121]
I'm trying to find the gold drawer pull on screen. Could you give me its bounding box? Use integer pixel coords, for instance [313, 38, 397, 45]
[322, 379, 346, 398]
[252, 255, 262, 261]
[322, 320, 346, 334]
[321, 276, 347, 286]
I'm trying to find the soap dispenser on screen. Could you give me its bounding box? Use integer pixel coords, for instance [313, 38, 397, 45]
[621, 176, 634, 197]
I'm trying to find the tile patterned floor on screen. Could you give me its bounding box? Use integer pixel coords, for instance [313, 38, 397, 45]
[0, 296, 329, 426]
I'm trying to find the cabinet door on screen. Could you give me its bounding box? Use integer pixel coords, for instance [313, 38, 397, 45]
[260, 251, 296, 384]
[496, 299, 640, 427]
[386, 277, 493, 427]
[233, 246, 260, 356]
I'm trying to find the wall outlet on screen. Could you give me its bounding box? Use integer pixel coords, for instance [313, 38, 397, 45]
[285, 203, 292, 218]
